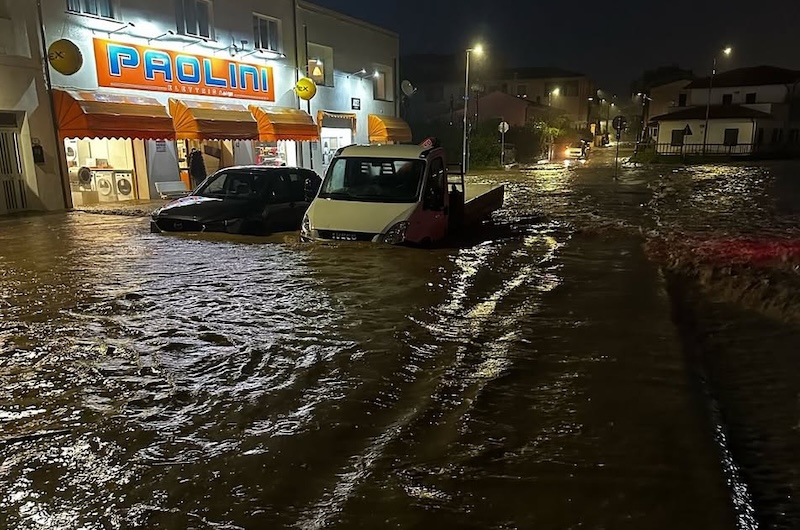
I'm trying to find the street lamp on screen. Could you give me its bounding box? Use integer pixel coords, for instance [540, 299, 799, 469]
[637, 92, 653, 146]
[462, 44, 483, 174]
[702, 46, 732, 154]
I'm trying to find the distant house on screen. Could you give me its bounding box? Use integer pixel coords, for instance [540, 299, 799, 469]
[650, 66, 800, 156]
[447, 90, 556, 127]
[401, 54, 595, 128]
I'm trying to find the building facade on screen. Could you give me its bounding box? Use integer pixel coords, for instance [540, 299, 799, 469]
[13, 0, 403, 212]
[650, 66, 800, 156]
[0, 1, 63, 215]
[402, 54, 595, 129]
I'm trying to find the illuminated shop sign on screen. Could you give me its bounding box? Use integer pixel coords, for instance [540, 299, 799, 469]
[93, 38, 275, 102]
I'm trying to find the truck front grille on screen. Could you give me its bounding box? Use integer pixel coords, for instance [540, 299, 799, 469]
[317, 230, 377, 242]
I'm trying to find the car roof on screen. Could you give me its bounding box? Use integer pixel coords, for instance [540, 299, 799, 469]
[219, 165, 313, 172]
[337, 144, 434, 159]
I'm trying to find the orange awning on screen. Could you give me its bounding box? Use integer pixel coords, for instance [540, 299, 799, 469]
[317, 110, 357, 132]
[52, 89, 175, 140]
[169, 98, 258, 140]
[368, 114, 412, 144]
[248, 105, 319, 142]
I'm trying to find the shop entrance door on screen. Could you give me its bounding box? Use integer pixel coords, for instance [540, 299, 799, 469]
[320, 127, 353, 174]
[0, 129, 27, 214]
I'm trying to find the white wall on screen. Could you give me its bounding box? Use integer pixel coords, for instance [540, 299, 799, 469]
[690, 84, 788, 106]
[656, 119, 757, 153]
[0, 1, 63, 212]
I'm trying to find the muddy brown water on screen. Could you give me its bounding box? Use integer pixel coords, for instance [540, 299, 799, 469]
[2, 156, 799, 528]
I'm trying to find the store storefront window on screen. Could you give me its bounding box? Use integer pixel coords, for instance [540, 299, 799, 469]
[255, 140, 297, 167]
[65, 138, 138, 205]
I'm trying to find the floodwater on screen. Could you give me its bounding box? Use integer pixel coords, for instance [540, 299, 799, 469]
[1, 153, 799, 529]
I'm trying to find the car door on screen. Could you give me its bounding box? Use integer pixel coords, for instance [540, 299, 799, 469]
[262, 172, 294, 232]
[418, 156, 448, 242]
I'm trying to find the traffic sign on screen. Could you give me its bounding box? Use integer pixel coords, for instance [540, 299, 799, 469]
[683, 125, 693, 136]
[498, 121, 509, 134]
[612, 115, 627, 132]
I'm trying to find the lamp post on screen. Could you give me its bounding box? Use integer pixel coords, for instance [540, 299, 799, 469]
[636, 92, 653, 148]
[702, 46, 732, 154]
[462, 44, 483, 174]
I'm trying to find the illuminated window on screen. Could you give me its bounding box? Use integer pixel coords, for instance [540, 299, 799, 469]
[373, 65, 393, 101]
[177, 0, 214, 39]
[253, 14, 280, 52]
[66, 0, 115, 19]
[307, 43, 333, 86]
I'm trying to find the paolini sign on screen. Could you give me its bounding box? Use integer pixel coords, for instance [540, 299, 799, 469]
[93, 38, 275, 102]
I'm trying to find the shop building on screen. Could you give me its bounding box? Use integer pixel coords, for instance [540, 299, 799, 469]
[0, 1, 63, 215]
[34, 0, 407, 209]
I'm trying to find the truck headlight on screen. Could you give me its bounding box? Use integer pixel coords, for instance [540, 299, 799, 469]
[301, 213, 311, 236]
[381, 221, 409, 245]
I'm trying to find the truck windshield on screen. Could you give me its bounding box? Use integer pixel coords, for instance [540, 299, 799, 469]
[318, 157, 425, 203]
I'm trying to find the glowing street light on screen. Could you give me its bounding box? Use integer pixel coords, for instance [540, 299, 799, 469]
[462, 43, 483, 173]
[703, 46, 733, 154]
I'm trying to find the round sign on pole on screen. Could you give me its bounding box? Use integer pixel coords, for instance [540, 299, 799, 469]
[47, 39, 83, 76]
[612, 115, 627, 132]
[498, 121, 509, 134]
[295, 77, 317, 101]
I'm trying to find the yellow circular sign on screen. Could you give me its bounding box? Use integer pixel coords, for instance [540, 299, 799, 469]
[295, 77, 317, 101]
[48, 39, 83, 76]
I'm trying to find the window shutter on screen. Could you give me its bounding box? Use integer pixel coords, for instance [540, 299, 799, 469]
[174, 0, 186, 34]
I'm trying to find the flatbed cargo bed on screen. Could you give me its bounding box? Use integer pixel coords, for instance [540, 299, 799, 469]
[463, 183, 504, 225]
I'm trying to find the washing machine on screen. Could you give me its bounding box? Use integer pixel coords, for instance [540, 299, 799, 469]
[69, 166, 94, 191]
[93, 170, 118, 202]
[114, 171, 136, 201]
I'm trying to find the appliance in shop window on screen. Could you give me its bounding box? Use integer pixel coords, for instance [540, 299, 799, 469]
[69, 166, 95, 191]
[94, 170, 118, 202]
[114, 171, 135, 201]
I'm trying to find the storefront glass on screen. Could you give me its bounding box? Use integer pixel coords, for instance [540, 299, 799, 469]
[65, 138, 138, 205]
[255, 140, 297, 167]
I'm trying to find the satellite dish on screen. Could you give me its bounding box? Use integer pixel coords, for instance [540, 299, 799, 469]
[401, 80, 416, 97]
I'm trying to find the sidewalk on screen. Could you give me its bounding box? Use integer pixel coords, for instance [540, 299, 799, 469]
[72, 199, 168, 217]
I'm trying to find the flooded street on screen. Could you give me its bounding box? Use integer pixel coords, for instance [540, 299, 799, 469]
[2, 154, 800, 528]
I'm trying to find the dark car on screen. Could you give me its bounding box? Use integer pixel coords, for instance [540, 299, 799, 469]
[150, 166, 321, 235]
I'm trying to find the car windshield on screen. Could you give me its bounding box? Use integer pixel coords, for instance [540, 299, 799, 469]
[318, 157, 425, 203]
[196, 170, 273, 200]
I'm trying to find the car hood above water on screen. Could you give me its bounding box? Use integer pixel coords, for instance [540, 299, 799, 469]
[155, 195, 255, 221]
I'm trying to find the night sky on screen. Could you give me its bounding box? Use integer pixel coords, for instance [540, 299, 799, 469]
[312, 0, 800, 94]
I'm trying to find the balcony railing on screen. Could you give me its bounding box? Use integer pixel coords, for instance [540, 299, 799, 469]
[651, 143, 755, 156]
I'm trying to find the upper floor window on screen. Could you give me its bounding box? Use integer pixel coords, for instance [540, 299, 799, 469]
[307, 42, 333, 86]
[176, 0, 213, 39]
[253, 14, 280, 52]
[373, 65, 393, 102]
[745, 92, 757, 104]
[722, 94, 733, 105]
[67, 0, 115, 19]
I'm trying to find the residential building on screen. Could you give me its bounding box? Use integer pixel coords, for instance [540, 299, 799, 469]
[11, 0, 402, 212]
[0, 1, 63, 215]
[448, 90, 555, 127]
[401, 54, 595, 129]
[642, 79, 692, 139]
[650, 66, 800, 156]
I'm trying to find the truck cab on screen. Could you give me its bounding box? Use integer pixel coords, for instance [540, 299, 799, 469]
[301, 139, 502, 245]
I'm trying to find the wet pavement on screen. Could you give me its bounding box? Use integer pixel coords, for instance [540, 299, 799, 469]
[1, 152, 799, 528]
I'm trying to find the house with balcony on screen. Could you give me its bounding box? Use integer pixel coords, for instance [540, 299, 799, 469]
[650, 66, 800, 156]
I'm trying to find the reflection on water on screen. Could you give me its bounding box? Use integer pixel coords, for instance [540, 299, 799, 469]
[2, 160, 800, 528]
